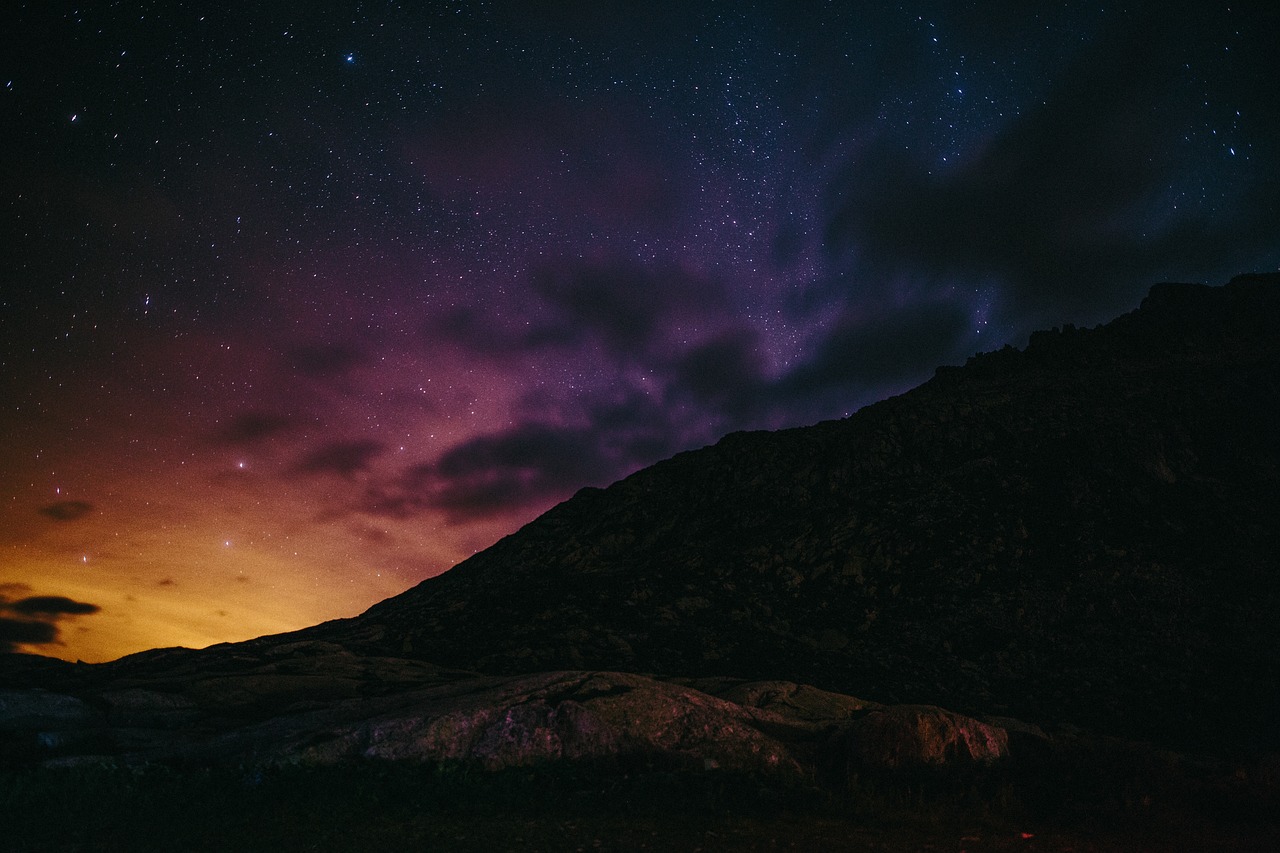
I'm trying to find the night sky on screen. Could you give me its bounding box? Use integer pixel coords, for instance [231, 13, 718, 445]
[3, 2, 1277, 662]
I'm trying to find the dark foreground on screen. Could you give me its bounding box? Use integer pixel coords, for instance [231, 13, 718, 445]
[4, 762, 1275, 853]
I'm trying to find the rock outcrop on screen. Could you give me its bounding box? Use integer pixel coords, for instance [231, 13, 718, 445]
[0, 639, 1023, 782]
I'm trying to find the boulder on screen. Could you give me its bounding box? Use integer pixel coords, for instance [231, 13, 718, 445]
[251, 671, 804, 778]
[841, 705, 1010, 769]
[0, 689, 97, 729]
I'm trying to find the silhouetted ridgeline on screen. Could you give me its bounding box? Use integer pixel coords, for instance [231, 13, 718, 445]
[4, 274, 1277, 765]
[314, 273, 1280, 753]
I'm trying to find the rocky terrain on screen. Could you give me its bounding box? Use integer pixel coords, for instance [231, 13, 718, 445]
[1, 638, 1016, 774]
[2, 274, 1279, 849]
[4, 636, 1275, 849]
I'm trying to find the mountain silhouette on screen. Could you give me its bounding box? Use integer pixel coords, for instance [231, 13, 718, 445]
[4, 274, 1278, 771]
[284, 272, 1280, 755]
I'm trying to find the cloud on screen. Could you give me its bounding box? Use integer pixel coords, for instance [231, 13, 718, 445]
[531, 260, 728, 360]
[295, 439, 385, 478]
[382, 250, 989, 524]
[0, 591, 101, 653]
[395, 423, 614, 521]
[779, 301, 972, 397]
[429, 255, 735, 360]
[669, 329, 767, 418]
[7, 596, 101, 616]
[218, 411, 299, 444]
[38, 500, 93, 522]
[583, 394, 681, 465]
[0, 618, 58, 650]
[364, 393, 680, 523]
[425, 258, 742, 384]
[820, 8, 1252, 328]
[425, 252, 791, 430]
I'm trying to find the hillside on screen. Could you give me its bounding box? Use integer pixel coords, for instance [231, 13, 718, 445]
[303, 273, 1280, 754]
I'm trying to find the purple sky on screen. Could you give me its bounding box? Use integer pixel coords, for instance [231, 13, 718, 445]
[3, 2, 1277, 660]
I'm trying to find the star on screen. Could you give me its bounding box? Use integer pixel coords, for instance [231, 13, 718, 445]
[4, 0, 1277, 666]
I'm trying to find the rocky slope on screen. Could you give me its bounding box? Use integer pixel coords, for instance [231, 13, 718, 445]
[0, 638, 1016, 778]
[297, 273, 1280, 754]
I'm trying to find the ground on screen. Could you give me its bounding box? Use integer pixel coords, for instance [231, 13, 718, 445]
[4, 763, 1275, 852]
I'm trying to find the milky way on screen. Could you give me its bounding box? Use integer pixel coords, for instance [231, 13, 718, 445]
[2, 2, 1277, 661]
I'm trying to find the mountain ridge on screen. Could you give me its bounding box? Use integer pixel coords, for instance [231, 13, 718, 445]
[281, 272, 1280, 754]
[6, 274, 1278, 761]
[4, 272, 1279, 850]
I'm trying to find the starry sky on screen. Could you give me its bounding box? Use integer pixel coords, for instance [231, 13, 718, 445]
[3, 2, 1277, 662]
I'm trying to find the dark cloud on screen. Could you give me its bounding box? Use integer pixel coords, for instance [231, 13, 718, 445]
[381, 259, 787, 523]
[780, 302, 972, 398]
[584, 394, 681, 466]
[364, 393, 680, 522]
[670, 329, 767, 418]
[295, 439, 385, 478]
[531, 260, 728, 359]
[0, 618, 58, 651]
[415, 423, 614, 521]
[288, 343, 365, 377]
[821, 8, 1278, 330]
[218, 411, 299, 444]
[421, 260, 730, 368]
[8, 596, 101, 616]
[0, 592, 101, 653]
[38, 500, 94, 522]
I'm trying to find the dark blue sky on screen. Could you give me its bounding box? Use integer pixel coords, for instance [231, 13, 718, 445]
[2, 1, 1277, 660]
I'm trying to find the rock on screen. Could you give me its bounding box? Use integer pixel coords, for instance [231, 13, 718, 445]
[0, 689, 97, 728]
[100, 689, 200, 726]
[250, 671, 804, 779]
[841, 705, 1010, 769]
[182, 673, 362, 711]
[0, 650, 1031, 784]
[0, 689, 105, 763]
[706, 680, 878, 723]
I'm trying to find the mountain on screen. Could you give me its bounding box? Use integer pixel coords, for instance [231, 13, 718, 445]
[295, 272, 1280, 755]
[4, 275, 1279, 849]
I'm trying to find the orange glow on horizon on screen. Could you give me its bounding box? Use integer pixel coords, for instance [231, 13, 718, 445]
[0, 341, 542, 662]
